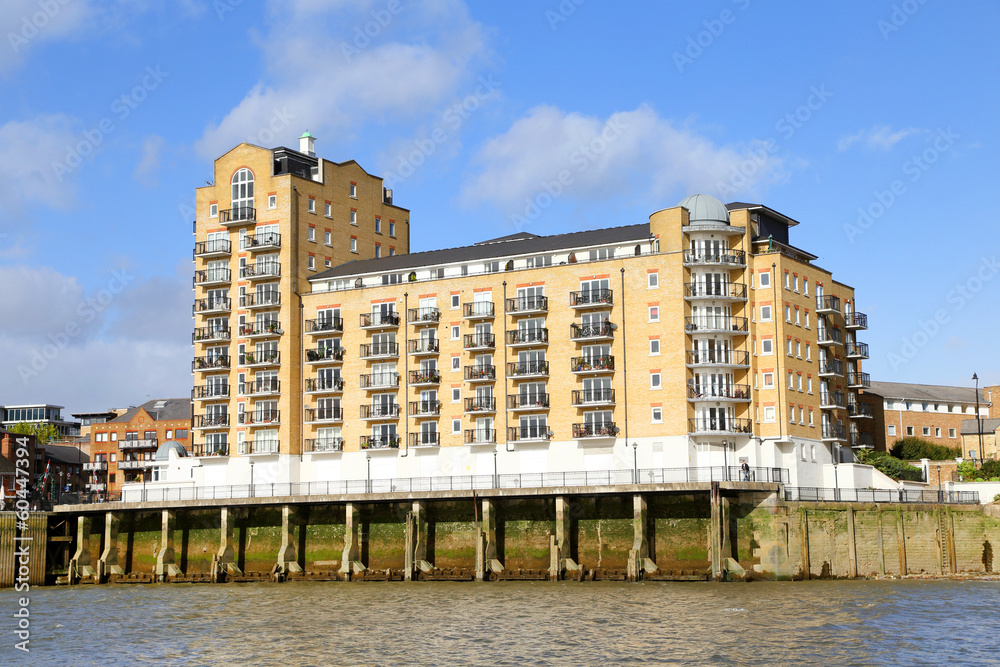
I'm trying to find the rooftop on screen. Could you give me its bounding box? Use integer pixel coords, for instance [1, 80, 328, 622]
[110, 398, 191, 424]
[960, 418, 1000, 435]
[867, 381, 988, 405]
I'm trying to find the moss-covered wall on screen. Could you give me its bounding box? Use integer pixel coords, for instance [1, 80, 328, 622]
[497, 498, 554, 570]
[126, 511, 163, 574]
[648, 493, 711, 570]
[426, 501, 477, 569]
[362, 502, 406, 570]
[236, 507, 284, 574]
[573, 496, 633, 570]
[178, 510, 219, 574]
[303, 505, 346, 570]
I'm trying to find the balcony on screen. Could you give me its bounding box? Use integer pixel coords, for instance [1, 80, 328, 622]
[361, 435, 401, 450]
[683, 282, 747, 301]
[572, 422, 618, 439]
[305, 407, 343, 423]
[682, 249, 746, 268]
[408, 339, 440, 356]
[684, 316, 749, 335]
[194, 239, 231, 258]
[408, 400, 442, 417]
[239, 410, 281, 426]
[846, 312, 868, 330]
[240, 262, 281, 281]
[117, 459, 155, 470]
[409, 369, 441, 386]
[359, 373, 400, 390]
[306, 347, 345, 364]
[194, 297, 231, 315]
[87, 483, 106, 492]
[822, 423, 848, 442]
[305, 317, 344, 335]
[83, 462, 107, 472]
[219, 206, 256, 226]
[846, 342, 869, 359]
[850, 432, 874, 449]
[816, 327, 843, 346]
[192, 355, 231, 372]
[408, 432, 441, 448]
[240, 378, 280, 397]
[847, 371, 871, 389]
[687, 418, 753, 436]
[407, 307, 441, 325]
[360, 312, 400, 330]
[507, 329, 548, 347]
[240, 351, 280, 368]
[305, 377, 343, 394]
[569, 289, 613, 308]
[463, 302, 495, 320]
[847, 401, 873, 419]
[506, 296, 548, 315]
[571, 356, 615, 374]
[506, 394, 549, 411]
[820, 391, 846, 409]
[507, 361, 549, 379]
[817, 359, 843, 377]
[244, 440, 280, 455]
[687, 384, 751, 402]
[571, 388, 615, 407]
[193, 269, 231, 287]
[192, 443, 228, 457]
[194, 414, 230, 429]
[193, 327, 231, 344]
[508, 426, 552, 443]
[465, 397, 496, 414]
[192, 385, 229, 400]
[685, 350, 750, 368]
[464, 429, 496, 445]
[570, 321, 614, 341]
[240, 231, 280, 252]
[305, 438, 344, 453]
[240, 292, 281, 309]
[360, 342, 399, 360]
[464, 333, 496, 350]
[816, 295, 841, 314]
[464, 365, 496, 383]
[119, 438, 158, 450]
[239, 322, 283, 338]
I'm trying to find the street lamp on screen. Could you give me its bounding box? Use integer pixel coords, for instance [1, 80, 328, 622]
[632, 442, 638, 483]
[721, 439, 729, 481]
[142, 473, 147, 503]
[249, 459, 255, 498]
[937, 464, 942, 502]
[973, 373, 985, 464]
[492, 446, 498, 489]
[833, 444, 840, 502]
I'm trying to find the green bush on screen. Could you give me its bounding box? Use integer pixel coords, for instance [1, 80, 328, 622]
[856, 449, 925, 481]
[956, 460, 1000, 481]
[889, 437, 962, 461]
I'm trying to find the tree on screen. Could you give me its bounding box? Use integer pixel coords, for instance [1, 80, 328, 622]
[8, 422, 60, 446]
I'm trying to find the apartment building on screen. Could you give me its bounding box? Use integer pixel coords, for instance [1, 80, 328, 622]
[189, 136, 410, 473]
[0, 404, 80, 439]
[167, 178, 870, 490]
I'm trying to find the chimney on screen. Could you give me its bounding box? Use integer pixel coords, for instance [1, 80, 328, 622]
[299, 131, 316, 157]
[1, 433, 10, 461]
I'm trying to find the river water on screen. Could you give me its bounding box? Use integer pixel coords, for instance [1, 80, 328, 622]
[3, 580, 999, 666]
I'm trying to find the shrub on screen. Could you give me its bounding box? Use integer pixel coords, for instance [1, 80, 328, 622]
[856, 449, 925, 481]
[889, 437, 962, 461]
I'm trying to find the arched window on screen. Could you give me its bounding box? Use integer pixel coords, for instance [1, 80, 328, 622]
[231, 168, 255, 218]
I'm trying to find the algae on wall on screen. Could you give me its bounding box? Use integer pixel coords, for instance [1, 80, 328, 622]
[426, 500, 478, 570]
[574, 496, 633, 570]
[498, 498, 554, 571]
[649, 494, 711, 570]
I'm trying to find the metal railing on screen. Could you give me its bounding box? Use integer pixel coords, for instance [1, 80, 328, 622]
[305, 317, 344, 334]
[688, 418, 753, 435]
[817, 359, 843, 375]
[194, 414, 230, 428]
[360, 312, 400, 328]
[194, 297, 231, 313]
[360, 404, 400, 420]
[687, 383, 750, 400]
[360, 342, 399, 358]
[464, 333, 496, 349]
[847, 401, 873, 418]
[682, 249, 746, 266]
[241, 232, 280, 249]
[361, 435, 401, 450]
[408, 432, 440, 447]
[785, 487, 978, 505]
[508, 426, 551, 442]
[359, 373, 401, 389]
[507, 393, 550, 410]
[685, 350, 750, 367]
[817, 327, 843, 345]
[570, 322, 614, 340]
[305, 376, 343, 392]
[304, 438, 344, 453]
[240, 351, 280, 366]
[572, 422, 617, 438]
[571, 389, 614, 405]
[464, 365, 496, 381]
[407, 307, 441, 324]
[822, 423, 848, 440]
[304, 407, 343, 422]
[306, 347, 344, 363]
[240, 410, 280, 425]
[507, 361, 549, 377]
[240, 378, 280, 396]
[846, 342, 869, 358]
[505, 296, 548, 313]
[816, 295, 841, 312]
[462, 302, 495, 318]
[684, 316, 748, 333]
[464, 429, 497, 444]
[239, 322, 283, 337]
[240, 262, 280, 279]
[240, 292, 280, 308]
[193, 269, 231, 285]
[408, 400, 441, 417]
[684, 282, 747, 299]
[408, 370, 441, 385]
[194, 239, 231, 255]
[465, 397, 496, 413]
[192, 355, 231, 371]
[569, 289, 613, 307]
[570, 356, 615, 373]
[847, 371, 871, 387]
[219, 206, 256, 224]
[847, 312, 868, 329]
[119, 439, 158, 450]
[507, 329, 548, 345]
[192, 385, 229, 399]
[408, 339, 440, 354]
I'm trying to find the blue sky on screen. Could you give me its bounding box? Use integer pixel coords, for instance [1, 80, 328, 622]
[1, 0, 997, 413]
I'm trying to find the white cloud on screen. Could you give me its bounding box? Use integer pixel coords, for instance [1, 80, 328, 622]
[0, 114, 81, 221]
[134, 134, 164, 187]
[461, 104, 787, 216]
[195, 0, 491, 159]
[838, 125, 921, 152]
[0, 0, 94, 72]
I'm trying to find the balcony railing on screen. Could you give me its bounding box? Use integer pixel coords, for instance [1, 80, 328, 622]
[192, 443, 228, 457]
[193, 327, 231, 343]
[849, 432, 874, 449]
[822, 424, 847, 441]
[687, 418, 753, 435]
[682, 249, 746, 267]
[83, 462, 108, 472]
[305, 377, 344, 392]
[847, 371, 871, 388]
[506, 394, 550, 410]
[305, 317, 344, 334]
[192, 355, 231, 371]
[360, 312, 400, 328]
[505, 296, 548, 314]
[464, 429, 496, 445]
[569, 289, 613, 307]
[847, 401, 873, 418]
[408, 400, 442, 417]
[193, 269, 231, 286]
[240, 410, 280, 426]
[116, 460, 154, 470]
[192, 385, 229, 399]
[508, 426, 552, 442]
[507, 361, 549, 378]
[820, 391, 846, 409]
[194, 239, 231, 256]
[507, 329, 548, 346]
[359, 373, 400, 389]
[571, 389, 615, 406]
[570, 321, 614, 340]
[240, 232, 280, 250]
[464, 333, 496, 350]
[408, 432, 440, 448]
[816, 295, 841, 313]
[240, 292, 280, 308]
[464, 365, 496, 382]
[687, 384, 751, 401]
[306, 347, 344, 363]
[119, 438, 158, 450]
[305, 407, 343, 422]
[240, 378, 280, 396]
[408, 339, 440, 355]
[463, 302, 495, 319]
[360, 342, 399, 359]
[571, 356, 615, 373]
[817, 359, 843, 376]
[304, 438, 344, 453]
[219, 206, 256, 224]
[245, 440, 280, 455]
[239, 351, 280, 366]
[684, 316, 748, 334]
[817, 327, 843, 345]
[684, 282, 747, 300]
[407, 307, 441, 324]
[572, 422, 618, 439]
[846, 342, 869, 359]
[846, 312, 868, 330]
[239, 322, 283, 337]
[240, 262, 281, 280]
[194, 297, 231, 313]
[685, 350, 750, 367]
[465, 397, 496, 413]
[408, 370, 441, 385]
[194, 414, 230, 428]
[361, 435, 401, 450]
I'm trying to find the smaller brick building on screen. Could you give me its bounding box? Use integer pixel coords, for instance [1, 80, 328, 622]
[961, 417, 1000, 462]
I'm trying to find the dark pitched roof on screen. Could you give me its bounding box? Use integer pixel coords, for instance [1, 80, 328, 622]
[475, 232, 540, 245]
[0, 456, 14, 475]
[867, 381, 987, 404]
[41, 443, 88, 465]
[961, 418, 1000, 435]
[110, 398, 190, 424]
[726, 201, 802, 227]
[312, 223, 651, 281]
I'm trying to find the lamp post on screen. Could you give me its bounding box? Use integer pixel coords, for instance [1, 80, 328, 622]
[492, 446, 498, 489]
[366, 454, 372, 494]
[721, 439, 729, 481]
[937, 464, 942, 503]
[632, 442, 638, 484]
[249, 459, 255, 498]
[973, 373, 985, 464]
[833, 444, 840, 502]
[142, 472, 147, 503]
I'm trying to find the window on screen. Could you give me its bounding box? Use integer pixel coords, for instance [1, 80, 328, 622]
[350, 210, 357, 225]
[451, 295, 460, 309]
[110, 453, 117, 462]
[175, 429, 188, 439]
[949, 428, 956, 438]
[787, 339, 794, 356]
[763, 406, 775, 422]
[308, 198, 316, 213]
[451, 357, 460, 370]
[268, 195, 276, 209]
[452, 388, 461, 403]
[349, 183, 357, 198]
[325, 230, 331, 245]
[906, 426, 914, 436]
[650, 373, 661, 389]
[209, 203, 218, 217]
[805, 344, 811, 361]
[649, 339, 660, 355]
[648, 306, 659, 322]
[762, 372, 774, 388]
[325, 258, 332, 268]
[389, 221, 396, 237]
[807, 377, 813, 394]
[166, 430, 173, 439]
[651, 407, 662, 423]
[648, 272, 658, 288]
[761, 339, 773, 355]
[375, 245, 381, 258]
[389, 247, 395, 256]
[922, 427, 930, 436]
[308, 226, 315, 242]
[804, 313, 810, 329]
[308, 256, 315, 271]
[452, 419, 461, 434]
[375, 218, 382, 234]
[803, 281, 809, 296]
[785, 306, 792, 322]
[451, 325, 460, 340]
[795, 309, 801, 326]
[888, 424, 896, 436]
[935, 427, 941, 437]
[760, 305, 772, 321]
[790, 408, 795, 423]
[111, 433, 117, 441]
[759, 271, 771, 288]
[808, 410, 814, 426]
[784, 273, 790, 289]
[324, 202, 331, 217]
[793, 276, 799, 292]
[350, 238, 357, 253]
[788, 372, 795, 389]
[795, 341, 801, 358]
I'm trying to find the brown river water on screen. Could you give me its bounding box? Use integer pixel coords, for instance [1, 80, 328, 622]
[3, 579, 999, 665]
